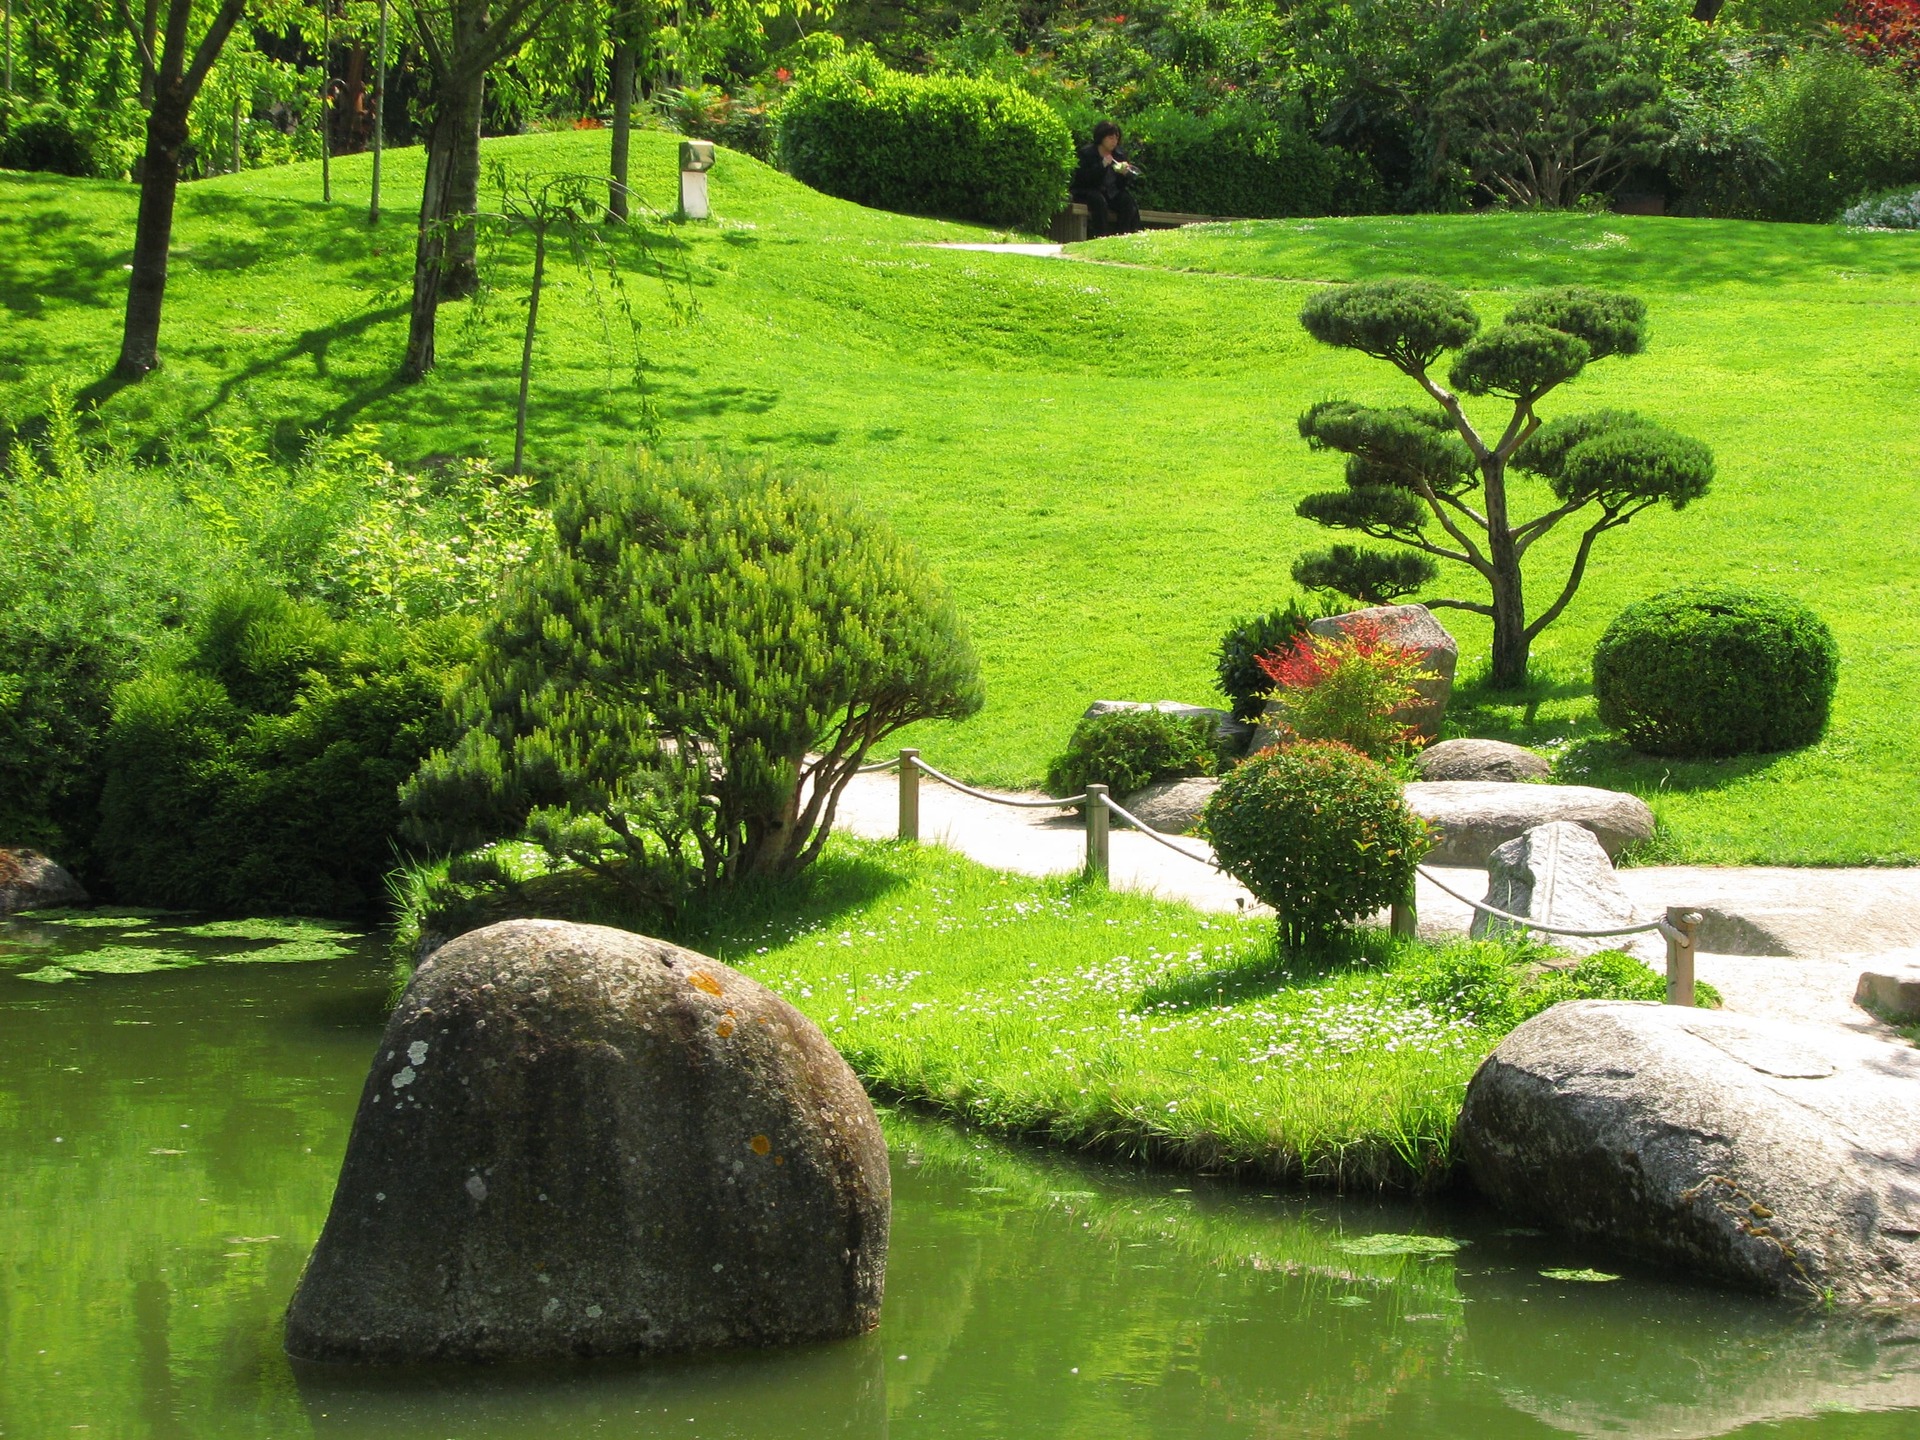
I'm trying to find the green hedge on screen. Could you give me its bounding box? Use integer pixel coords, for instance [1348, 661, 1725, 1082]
[777, 53, 1074, 229]
[1124, 103, 1378, 218]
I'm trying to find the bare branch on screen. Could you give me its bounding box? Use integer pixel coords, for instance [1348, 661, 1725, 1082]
[1423, 597, 1496, 618]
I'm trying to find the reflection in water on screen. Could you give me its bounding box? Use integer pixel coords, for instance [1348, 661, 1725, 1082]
[2, 913, 1916, 1440]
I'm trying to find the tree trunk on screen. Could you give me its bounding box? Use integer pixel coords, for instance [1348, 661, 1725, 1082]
[607, 37, 635, 222]
[511, 224, 546, 476]
[115, 85, 192, 378]
[401, 104, 460, 380]
[443, 71, 485, 298]
[1481, 457, 1530, 688]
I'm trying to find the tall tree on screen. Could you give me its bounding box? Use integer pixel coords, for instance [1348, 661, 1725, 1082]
[401, 0, 558, 381]
[115, 0, 249, 378]
[1290, 282, 1714, 688]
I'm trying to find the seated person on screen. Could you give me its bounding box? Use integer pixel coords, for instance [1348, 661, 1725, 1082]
[1071, 120, 1142, 237]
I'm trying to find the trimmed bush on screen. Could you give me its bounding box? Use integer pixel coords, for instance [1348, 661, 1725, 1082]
[1124, 102, 1376, 218]
[1204, 741, 1430, 953]
[402, 449, 982, 901]
[96, 586, 472, 915]
[1592, 585, 1839, 758]
[777, 53, 1073, 229]
[1044, 709, 1218, 799]
[1214, 597, 1332, 722]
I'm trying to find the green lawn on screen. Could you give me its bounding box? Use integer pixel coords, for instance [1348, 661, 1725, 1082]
[5, 131, 1919, 863]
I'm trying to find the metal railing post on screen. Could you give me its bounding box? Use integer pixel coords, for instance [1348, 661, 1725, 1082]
[1665, 907, 1700, 1006]
[1084, 784, 1110, 883]
[897, 748, 920, 843]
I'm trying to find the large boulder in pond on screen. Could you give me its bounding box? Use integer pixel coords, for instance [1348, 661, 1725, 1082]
[1412, 737, 1551, 784]
[1404, 781, 1654, 864]
[1459, 1000, 1920, 1305]
[284, 919, 889, 1364]
[0, 848, 88, 914]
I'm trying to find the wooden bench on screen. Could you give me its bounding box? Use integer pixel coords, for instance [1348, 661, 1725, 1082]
[1049, 204, 1242, 243]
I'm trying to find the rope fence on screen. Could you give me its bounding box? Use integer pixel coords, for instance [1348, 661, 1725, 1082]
[857, 747, 1703, 1006]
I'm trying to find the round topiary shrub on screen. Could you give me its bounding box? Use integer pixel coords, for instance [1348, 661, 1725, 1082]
[1203, 741, 1430, 953]
[1592, 585, 1839, 758]
[1044, 709, 1217, 799]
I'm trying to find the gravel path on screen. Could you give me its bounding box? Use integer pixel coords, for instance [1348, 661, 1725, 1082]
[834, 768, 1920, 1033]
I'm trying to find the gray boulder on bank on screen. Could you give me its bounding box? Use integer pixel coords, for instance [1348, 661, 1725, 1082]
[1083, 699, 1251, 753]
[1405, 781, 1655, 865]
[0, 848, 88, 914]
[1412, 738, 1552, 784]
[1470, 821, 1663, 964]
[1459, 1000, 1920, 1305]
[1116, 776, 1218, 835]
[284, 919, 890, 1364]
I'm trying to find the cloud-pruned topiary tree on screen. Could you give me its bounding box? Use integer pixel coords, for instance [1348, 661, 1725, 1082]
[1293, 279, 1714, 688]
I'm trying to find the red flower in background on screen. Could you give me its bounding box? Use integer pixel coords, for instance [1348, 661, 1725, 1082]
[1839, 0, 1920, 77]
[775, 66, 792, 82]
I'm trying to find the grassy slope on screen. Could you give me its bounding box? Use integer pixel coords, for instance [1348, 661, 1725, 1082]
[4, 134, 1919, 863]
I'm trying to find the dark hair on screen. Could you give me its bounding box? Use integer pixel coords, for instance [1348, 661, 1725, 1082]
[1092, 120, 1121, 146]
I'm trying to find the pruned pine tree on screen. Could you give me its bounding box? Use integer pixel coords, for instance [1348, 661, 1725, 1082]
[1434, 17, 1668, 210]
[402, 450, 984, 901]
[1293, 280, 1714, 688]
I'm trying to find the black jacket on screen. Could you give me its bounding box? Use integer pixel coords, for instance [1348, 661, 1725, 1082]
[1072, 143, 1133, 201]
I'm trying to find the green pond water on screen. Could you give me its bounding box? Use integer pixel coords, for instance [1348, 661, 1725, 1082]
[4, 912, 1919, 1440]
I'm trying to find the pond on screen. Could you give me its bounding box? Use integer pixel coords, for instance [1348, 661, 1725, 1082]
[4, 911, 1919, 1440]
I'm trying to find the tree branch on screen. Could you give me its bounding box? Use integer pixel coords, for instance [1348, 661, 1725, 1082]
[1423, 597, 1496, 618]
[183, 0, 248, 97]
[1520, 501, 1656, 643]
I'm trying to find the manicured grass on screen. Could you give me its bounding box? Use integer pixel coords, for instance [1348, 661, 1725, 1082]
[5, 134, 1919, 862]
[399, 835, 1667, 1191]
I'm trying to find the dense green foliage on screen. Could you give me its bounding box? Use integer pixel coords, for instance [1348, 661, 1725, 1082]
[1043, 708, 1219, 799]
[1123, 101, 1372, 217]
[1394, 942, 1718, 1029]
[1204, 741, 1430, 952]
[403, 449, 983, 900]
[1747, 47, 1920, 222]
[1214, 597, 1332, 721]
[0, 100, 108, 177]
[777, 52, 1074, 228]
[1593, 585, 1839, 757]
[96, 586, 470, 915]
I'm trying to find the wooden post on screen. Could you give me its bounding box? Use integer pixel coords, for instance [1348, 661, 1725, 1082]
[1665, 907, 1700, 1006]
[1390, 887, 1416, 939]
[1084, 784, 1110, 882]
[897, 748, 919, 843]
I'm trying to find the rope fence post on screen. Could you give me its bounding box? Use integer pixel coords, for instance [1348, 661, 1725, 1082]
[1665, 907, 1700, 1007]
[1084, 784, 1110, 883]
[896, 748, 919, 843]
